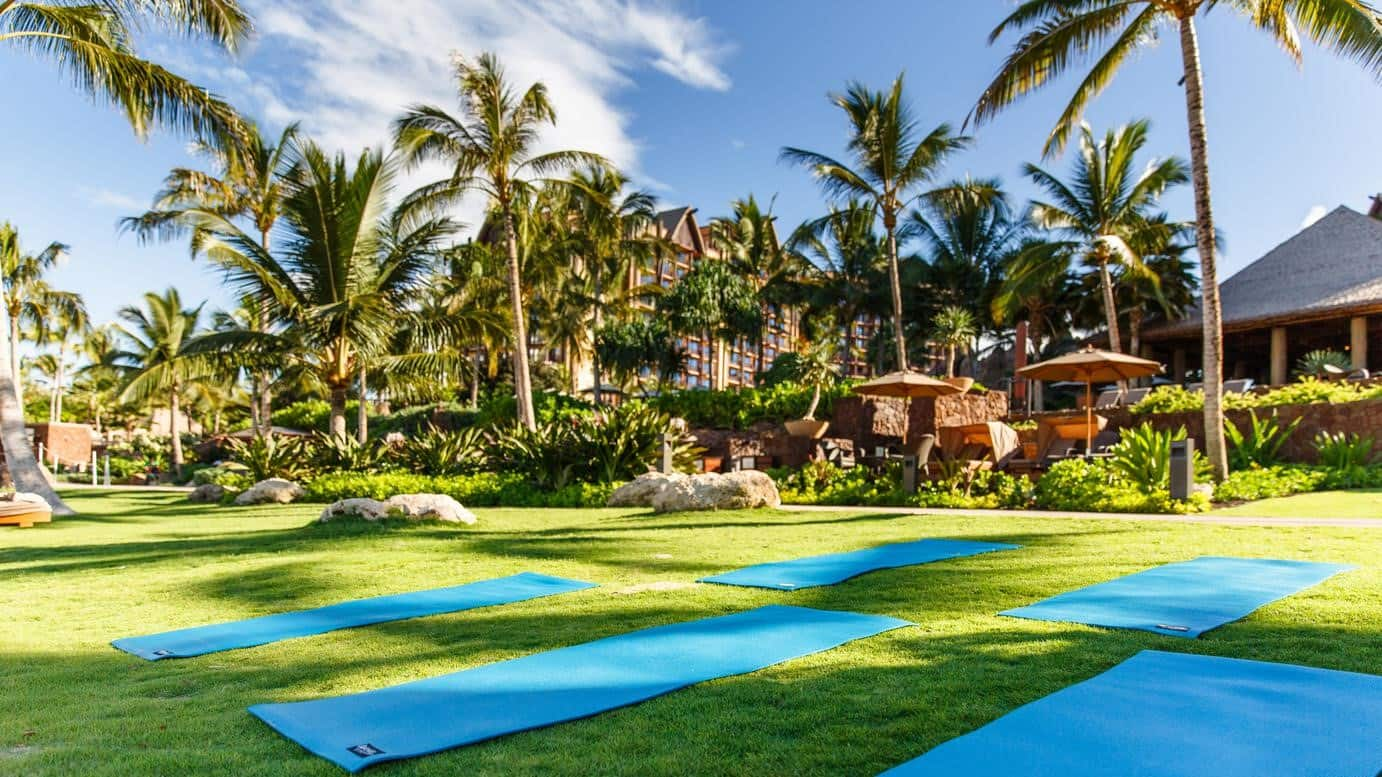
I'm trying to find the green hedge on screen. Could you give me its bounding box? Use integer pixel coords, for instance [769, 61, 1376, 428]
[1033, 458, 1210, 514]
[768, 462, 1033, 510]
[1211, 463, 1382, 502]
[302, 471, 618, 508]
[1131, 378, 1382, 416]
[646, 382, 855, 430]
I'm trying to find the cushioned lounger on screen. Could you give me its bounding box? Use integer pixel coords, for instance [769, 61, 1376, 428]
[1001, 556, 1353, 637]
[879, 650, 1382, 776]
[699, 538, 1020, 591]
[113, 572, 595, 660]
[251, 604, 913, 772]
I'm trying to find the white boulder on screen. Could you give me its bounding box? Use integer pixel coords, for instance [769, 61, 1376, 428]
[318, 498, 390, 522]
[608, 470, 780, 513]
[234, 478, 304, 506]
[382, 493, 477, 524]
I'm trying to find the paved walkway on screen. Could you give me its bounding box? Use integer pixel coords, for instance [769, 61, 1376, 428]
[779, 504, 1382, 529]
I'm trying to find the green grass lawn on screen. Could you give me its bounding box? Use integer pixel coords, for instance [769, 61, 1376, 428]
[1213, 488, 1382, 518]
[3, 490, 1379, 776]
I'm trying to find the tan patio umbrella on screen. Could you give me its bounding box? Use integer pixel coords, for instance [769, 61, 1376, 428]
[1017, 346, 1163, 452]
[853, 371, 964, 447]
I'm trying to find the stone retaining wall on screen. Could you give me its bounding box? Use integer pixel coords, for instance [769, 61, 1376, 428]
[1104, 398, 1382, 463]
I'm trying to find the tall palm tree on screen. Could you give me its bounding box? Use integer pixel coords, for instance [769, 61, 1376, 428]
[993, 237, 1080, 366]
[73, 325, 123, 433]
[976, 0, 1382, 479]
[123, 122, 300, 434]
[782, 74, 971, 370]
[710, 195, 803, 380]
[393, 52, 605, 430]
[1021, 121, 1188, 354]
[1, 0, 251, 145]
[561, 165, 659, 403]
[29, 302, 89, 422]
[0, 223, 84, 509]
[114, 288, 205, 478]
[908, 177, 1019, 333]
[788, 202, 891, 377]
[0, 222, 84, 408]
[185, 139, 456, 437]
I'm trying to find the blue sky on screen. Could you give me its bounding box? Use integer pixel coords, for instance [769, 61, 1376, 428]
[2, 0, 1379, 327]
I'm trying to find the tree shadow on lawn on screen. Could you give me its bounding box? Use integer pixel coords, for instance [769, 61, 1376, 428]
[5, 608, 1376, 777]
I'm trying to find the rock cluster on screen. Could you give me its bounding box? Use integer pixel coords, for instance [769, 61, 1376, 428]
[607, 471, 781, 513]
[318, 493, 477, 524]
[234, 478, 304, 506]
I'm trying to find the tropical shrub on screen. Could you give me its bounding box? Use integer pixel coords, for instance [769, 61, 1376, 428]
[1131, 377, 1382, 415]
[226, 434, 312, 482]
[1108, 422, 1187, 495]
[371, 402, 481, 436]
[1314, 431, 1378, 488]
[192, 462, 252, 490]
[647, 382, 855, 430]
[308, 433, 389, 474]
[1128, 385, 1201, 415]
[393, 426, 486, 476]
[1223, 410, 1300, 469]
[769, 462, 1032, 510]
[302, 471, 616, 508]
[1034, 457, 1208, 514]
[1212, 465, 1328, 503]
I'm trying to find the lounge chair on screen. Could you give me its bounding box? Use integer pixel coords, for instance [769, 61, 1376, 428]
[1123, 387, 1151, 406]
[1093, 388, 1123, 409]
[1223, 378, 1255, 393]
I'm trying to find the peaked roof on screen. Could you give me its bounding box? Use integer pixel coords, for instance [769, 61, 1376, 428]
[1146, 205, 1382, 338]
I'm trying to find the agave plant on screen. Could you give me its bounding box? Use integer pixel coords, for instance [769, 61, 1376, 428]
[1223, 410, 1301, 470]
[309, 433, 388, 475]
[1110, 423, 1186, 495]
[394, 426, 486, 476]
[226, 434, 311, 483]
[1296, 349, 1352, 377]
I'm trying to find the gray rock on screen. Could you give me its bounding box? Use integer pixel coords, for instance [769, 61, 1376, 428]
[381, 493, 477, 524]
[187, 483, 225, 503]
[607, 472, 685, 507]
[233, 478, 304, 506]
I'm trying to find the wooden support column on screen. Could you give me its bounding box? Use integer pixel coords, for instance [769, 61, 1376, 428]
[1350, 316, 1368, 371]
[1270, 326, 1288, 386]
[1172, 348, 1187, 382]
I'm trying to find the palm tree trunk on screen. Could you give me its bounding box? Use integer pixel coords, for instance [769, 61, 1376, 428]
[168, 384, 183, 480]
[805, 382, 822, 420]
[0, 310, 70, 513]
[54, 349, 65, 421]
[503, 205, 537, 430]
[257, 230, 274, 436]
[329, 385, 348, 438]
[1098, 258, 1122, 353]
[592, 264, 603, 406]
[756, 306, 768, 384]
[470, 351, 482, 407]
[1178, 13, 1229, 482]
[945, 345, 956, 378]
[356, 364, 368, 444]
[884, 216, 908, 370]
[9, 314, 23, 411]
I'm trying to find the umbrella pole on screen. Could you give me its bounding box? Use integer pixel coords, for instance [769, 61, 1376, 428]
[1085, 381, 1093, 456]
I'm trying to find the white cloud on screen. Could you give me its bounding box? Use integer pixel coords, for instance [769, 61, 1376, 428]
[78, 187, 144, 211]
[1300, 204, 1328, 229]
[214, 0, 732, 222]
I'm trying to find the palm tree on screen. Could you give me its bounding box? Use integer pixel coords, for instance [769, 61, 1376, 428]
[908, 177, 1019, 335]
[561, 165, 660, 403]
[661, 260, 761, 390]
[710, 195, 803, 380]
[788, 202, 891, 377]
[931, 305, 977, 378]
[184, 139, 456, 437]
[0, 222, 84, 409]
[782, 74, 971, 370]
[72, 325, 123, 433]
[123, 122, 300, 434]
[114, 288, 205, 478]
[992, 237, 1080, 368]
[977, 1, 1382, 479]
[393, 52, 605, 430]
[29, 302, 89, 422]
[1, 0, 251, 146]
[1021, 121, 1188, 355]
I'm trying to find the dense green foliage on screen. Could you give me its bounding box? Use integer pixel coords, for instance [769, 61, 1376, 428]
[1034, 458, 1210, 514]
[1131, 378, 1382, 416]
[1212, 466, 1330, 503]
[1313, 431, 1379, 489]
[770, 461, 1032, 510]
[645, 383, 855, 430]
[302, 471, 616, 508]
[1224, 410, 1300, 469]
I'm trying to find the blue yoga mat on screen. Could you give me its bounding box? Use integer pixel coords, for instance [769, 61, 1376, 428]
[879, 649, 1382, 776]
[113, 572, 595, 661]
[251, 604, 912, 772]
[699, 538, 1019, 590]
[1001, 556, 1353, 637]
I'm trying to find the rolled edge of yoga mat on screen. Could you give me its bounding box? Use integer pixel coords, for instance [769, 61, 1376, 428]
[112, 571, 598, 661]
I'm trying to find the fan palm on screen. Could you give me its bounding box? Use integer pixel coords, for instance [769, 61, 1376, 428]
[114, 288, 205, 477]
[782, 73, 971, 370]
[123, 122, 300, 433]
[977, 0, 1382, 479]
[393, 52, 605, 430]
[1021, 120, 1188, 355]
[184, 139, 457, 438]
[1, 0, 251, 145]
